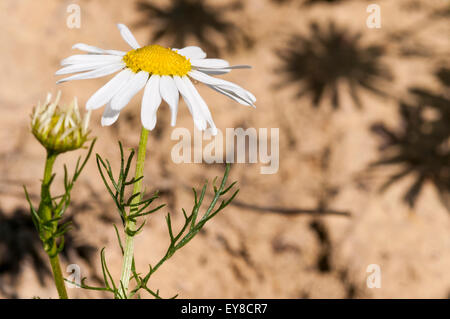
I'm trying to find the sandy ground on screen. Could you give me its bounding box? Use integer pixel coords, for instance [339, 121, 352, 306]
[0, 0, 449, 298]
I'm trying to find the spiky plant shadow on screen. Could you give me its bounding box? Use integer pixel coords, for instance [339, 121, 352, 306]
[371, 67, 450, 208]
[0, 207, 96, 298]
[388, 3, 450, 58]
[134, 0, 253, 55]
[275, 22, 392, 109]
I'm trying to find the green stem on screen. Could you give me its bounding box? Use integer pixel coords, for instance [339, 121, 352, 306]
[39, 152, 56, 223]
[39, 151, 68, 299]
[119, 127, 149, 298]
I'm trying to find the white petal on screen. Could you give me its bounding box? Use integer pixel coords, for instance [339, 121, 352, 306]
[72, 43, 104, 54]
[117, 23, 140, 49]
[86, 69, 134, 110]
[159, 76, 180, 126]
[141, 75, 162, 130]
[103, 50, 127, 56]
[61, 54, 123, 66]
[179, 77, 208, 131]
[216, 84, 255, 106]
[175, 46, 207, 59]
[101, 102, 121, 126]
[207, 84, 254, 107]
[173, 76, 192, 114]
[194, 65, 251, 75]
[183, 77, 217, 135]
[55, 61, 119, 75]
[194, 68, 231, 75]
[72, 43, 126, 56]
[223, 65, 252, 69]
[190, 58, 229, 69]
[188, 70, 253, 98]
[56, 63, 125, 84]
[110, 71, 149, 111]
[188, 70, 256, 105]
[173, 76, 207, 131]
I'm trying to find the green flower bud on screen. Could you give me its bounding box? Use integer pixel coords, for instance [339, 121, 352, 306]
[31, 91, 91, 154]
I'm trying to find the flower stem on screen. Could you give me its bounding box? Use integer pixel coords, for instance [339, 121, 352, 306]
[49, 255, 68, 299]
[119, 127, 149, 298]
[39, 151, 68, 299]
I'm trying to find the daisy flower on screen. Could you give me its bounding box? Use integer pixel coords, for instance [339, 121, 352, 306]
[56, 24, 256, 135]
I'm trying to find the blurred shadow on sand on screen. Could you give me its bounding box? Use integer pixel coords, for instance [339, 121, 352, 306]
[134, 0, 253, 56]
[0, 207, 97, 298]
[371, 67, 450, 209]
[388, 4, 450, 58]
[275, 21, 392, 109]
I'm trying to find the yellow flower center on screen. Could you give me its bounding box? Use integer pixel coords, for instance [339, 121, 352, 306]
[122, 45, 191, 76]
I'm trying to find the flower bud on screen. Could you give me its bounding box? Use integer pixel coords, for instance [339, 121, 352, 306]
[31, 91, 91, 154]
